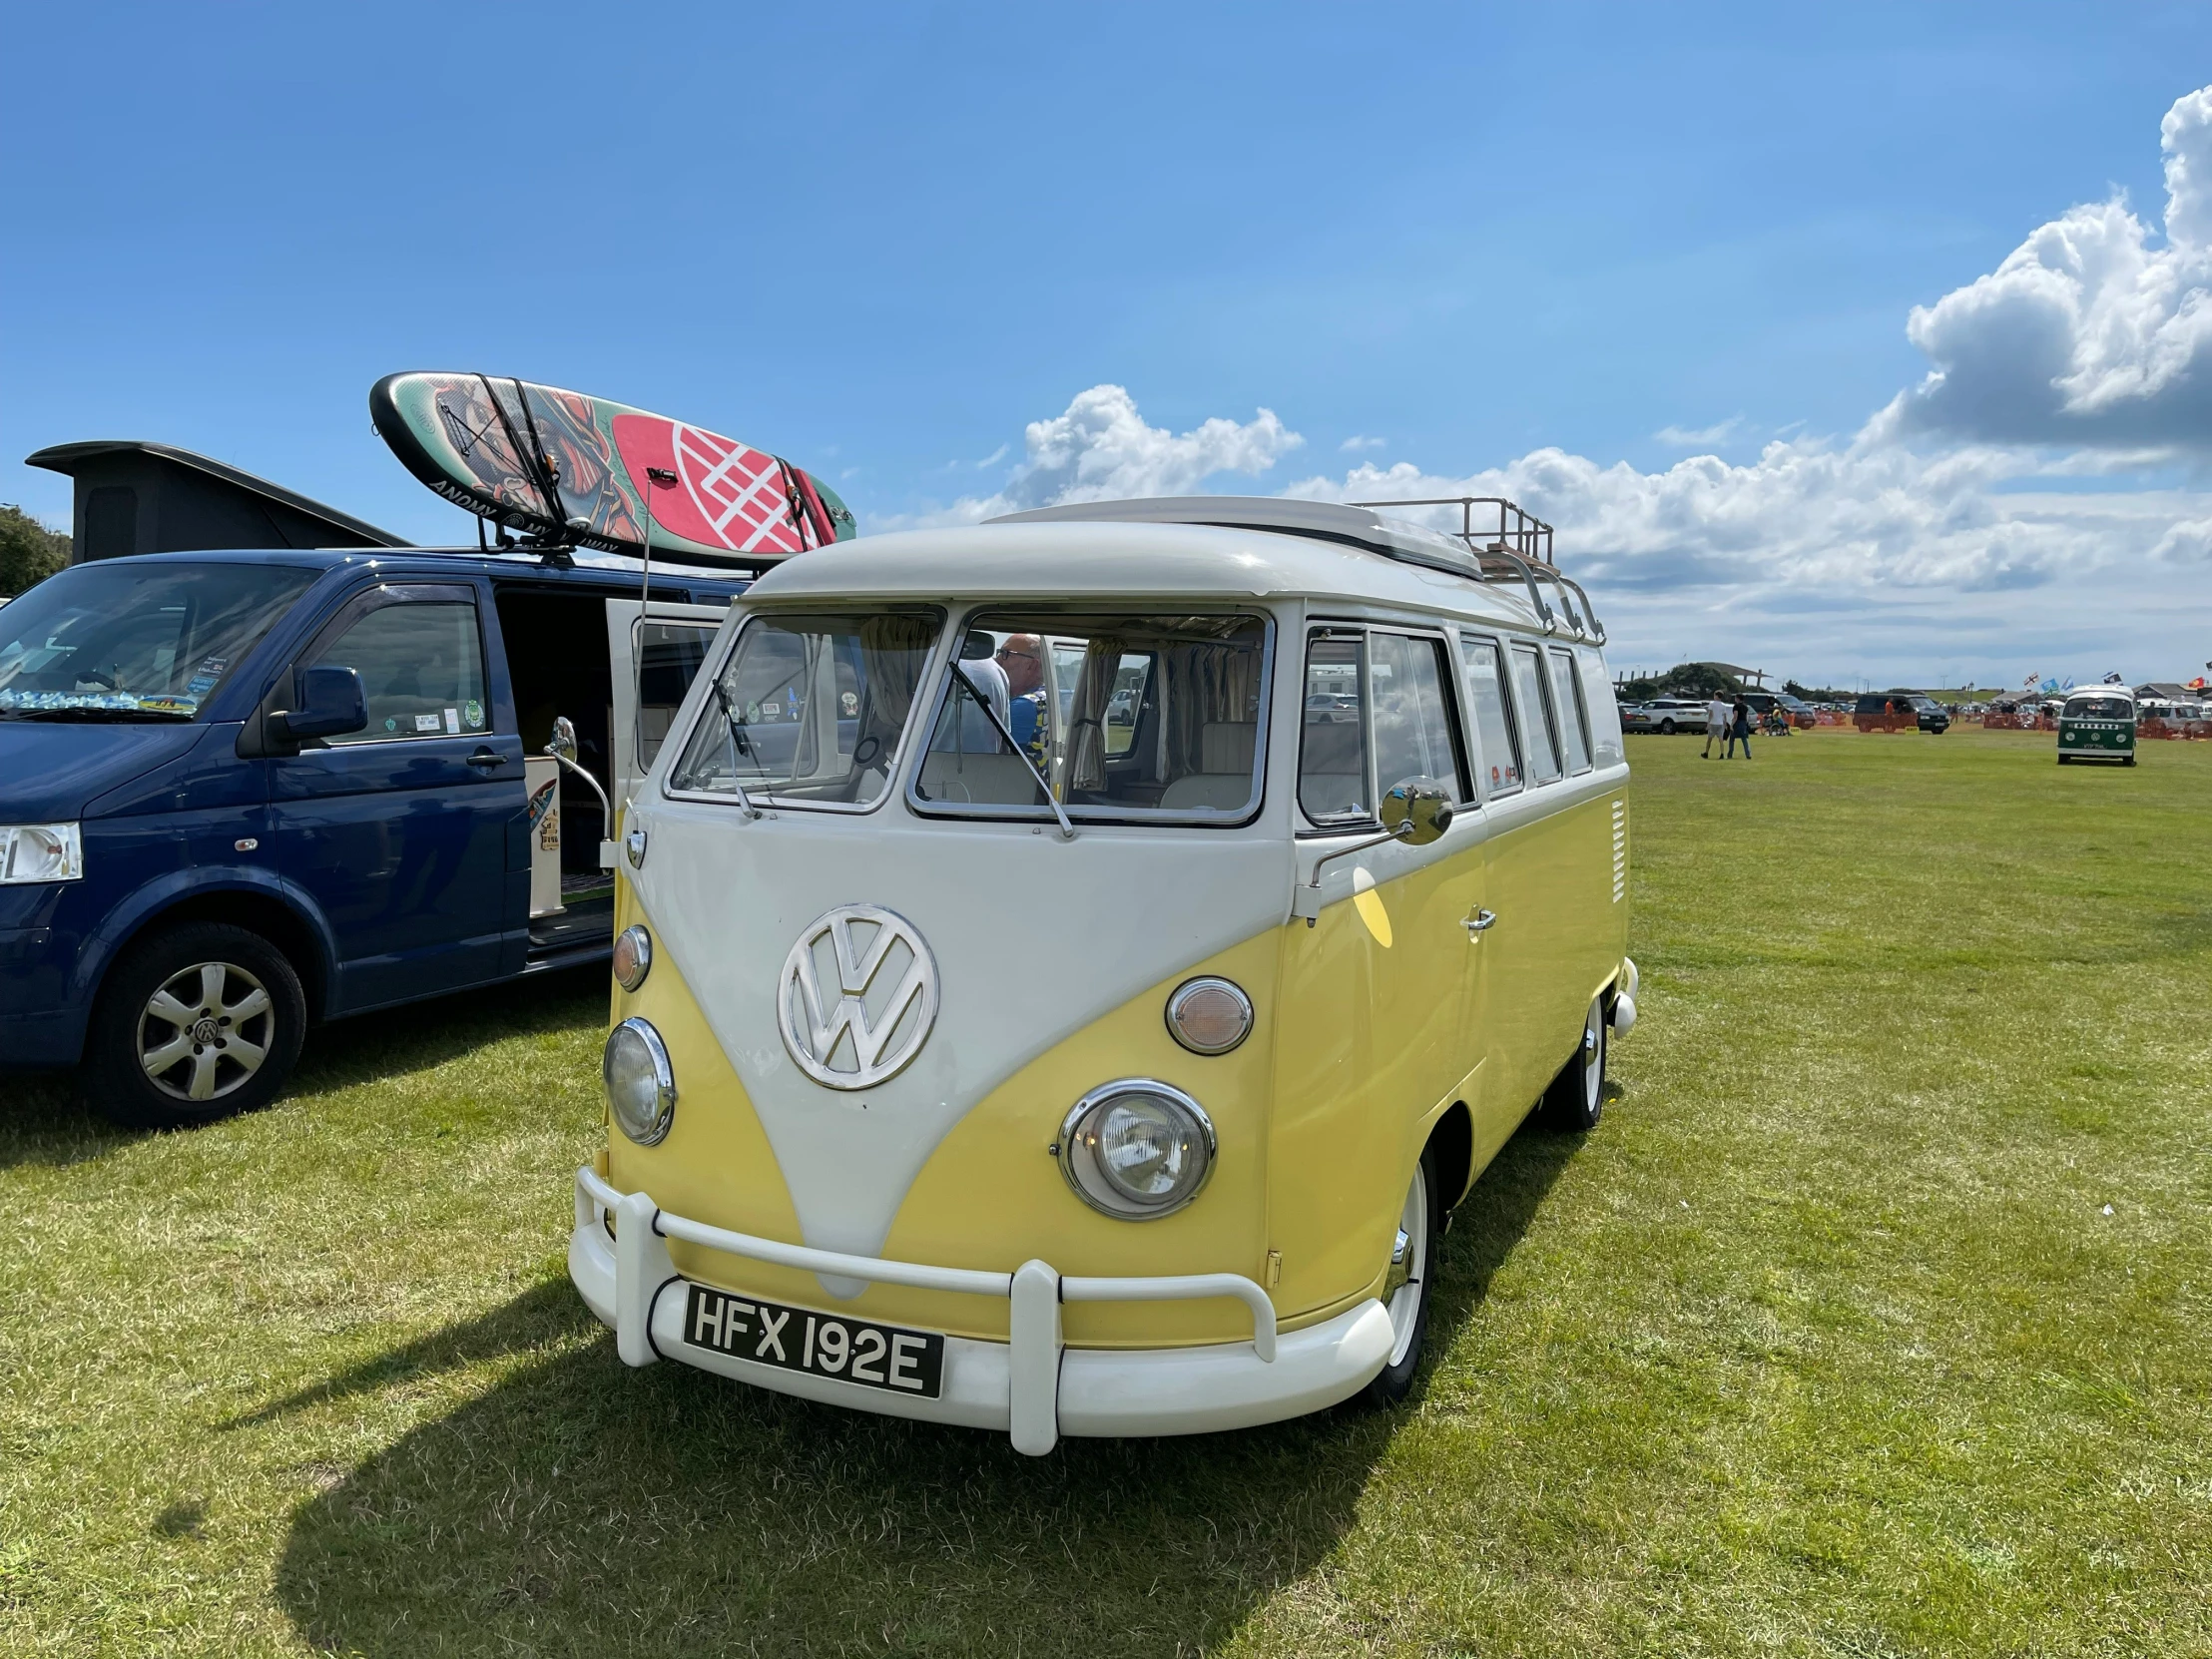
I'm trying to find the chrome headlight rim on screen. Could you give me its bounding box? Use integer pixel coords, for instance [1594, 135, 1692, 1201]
[603, 1015, 676, 1145]
[1163, 975, 1254, 1055]
[612, 924, 653, 992]
[1057, 1078, 1217, 1221]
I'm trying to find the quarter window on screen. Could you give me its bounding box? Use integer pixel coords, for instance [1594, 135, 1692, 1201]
[1548, 647, 1592, 774]
[1507, 643, 1562, 784]
[304, 599, 488, 744]
[1458, 635, 1522, 797]
[1298, 635, 1368, 823]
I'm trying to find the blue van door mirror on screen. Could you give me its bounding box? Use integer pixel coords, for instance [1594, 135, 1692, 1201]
[278, 665, 368, 741]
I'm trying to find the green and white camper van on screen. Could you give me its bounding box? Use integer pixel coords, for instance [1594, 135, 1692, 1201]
[2056, 690, 2137, 766]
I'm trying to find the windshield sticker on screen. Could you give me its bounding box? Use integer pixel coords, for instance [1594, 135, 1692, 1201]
[463, 699, 484, 729]
[136, 696, 199, 717]
[184, 655, 229, 696]
[414, 713, 441, 733]
[443, 707, 460, 734]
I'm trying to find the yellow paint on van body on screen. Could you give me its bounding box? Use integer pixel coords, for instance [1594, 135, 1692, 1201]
[606, 770, 1626, 1352]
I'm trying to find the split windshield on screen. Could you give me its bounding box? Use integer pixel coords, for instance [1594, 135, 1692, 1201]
[913, 612, 1270, 824]
[666, 609, 942, 807]
[0, 561, 317, 721]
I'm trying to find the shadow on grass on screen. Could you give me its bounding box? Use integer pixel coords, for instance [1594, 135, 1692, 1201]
[0, 964, 607, 1172]
[269, 1117, 1579, 1657]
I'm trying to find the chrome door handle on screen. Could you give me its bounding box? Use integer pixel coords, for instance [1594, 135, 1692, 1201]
[464, 748, 505, 770]
[1463, 908, 1497, 933]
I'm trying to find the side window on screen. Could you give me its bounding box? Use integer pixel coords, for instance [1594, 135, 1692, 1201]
[1459, 635, 1522, 796]
[1548, 647, 1592, 774]
[306, 599, 487, 745]
[1507, 643, 1562, 784]
[1370, 632, 1468, 801]
[1298, 634, 1368, 823]
[1578, 651, 1625, 766]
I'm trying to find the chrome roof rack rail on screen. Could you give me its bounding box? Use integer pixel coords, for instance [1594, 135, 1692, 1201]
[1349, 495, 1594, 638]
[1350, 496, 1554, 566]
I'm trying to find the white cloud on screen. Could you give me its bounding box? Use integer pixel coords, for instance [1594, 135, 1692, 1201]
[1893, 85, 2212, 448]
[976, 443, 1008, 468]
[1341, 434, 1387, 452]
[862, 89, 2212, 681]
[1653, 417, 1743, 447]
[885, 383, 1302, 527]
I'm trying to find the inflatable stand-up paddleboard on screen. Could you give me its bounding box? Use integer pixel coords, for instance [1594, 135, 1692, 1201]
[370, 371, 853, 566]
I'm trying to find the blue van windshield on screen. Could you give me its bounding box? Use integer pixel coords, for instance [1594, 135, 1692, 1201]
[0, 561, 317, 721]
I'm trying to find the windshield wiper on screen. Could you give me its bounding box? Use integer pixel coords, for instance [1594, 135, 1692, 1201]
[0, 705, 195, 723]
[705, 677, 764, 821]
[951, 665, 1075, 840]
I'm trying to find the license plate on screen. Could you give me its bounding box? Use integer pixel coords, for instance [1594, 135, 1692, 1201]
[680, 1283, 944, 1398]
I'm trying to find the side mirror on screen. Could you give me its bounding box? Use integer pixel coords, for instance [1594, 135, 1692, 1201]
[276, 665, 366, 742]
[960, 629, 995, 661]
[1381, 779, 1455, 846]
[548, 715, 580, 763]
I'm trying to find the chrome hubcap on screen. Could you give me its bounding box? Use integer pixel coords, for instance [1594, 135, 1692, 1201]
[1384, 1169, 1428, 1365]
[138, 961, 274, 1103]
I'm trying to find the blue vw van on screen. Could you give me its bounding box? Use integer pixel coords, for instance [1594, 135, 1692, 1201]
[0, 544, 742, 1126]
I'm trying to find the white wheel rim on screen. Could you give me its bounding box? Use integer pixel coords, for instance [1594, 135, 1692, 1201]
[1383, 1169, 1429, 1366]
[138, 960, 275, 1103]
[1583, 1000, 1605, 1113]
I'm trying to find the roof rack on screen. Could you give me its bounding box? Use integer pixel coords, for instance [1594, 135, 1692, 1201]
[987, 495, 1601, 643]
[1349, 495, 1603, 644]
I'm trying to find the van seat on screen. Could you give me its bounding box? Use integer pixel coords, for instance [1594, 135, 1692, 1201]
[1200, 722, 1257, 773]
[1159, 774, 1252, 811]
[916, 750, 1041, 805]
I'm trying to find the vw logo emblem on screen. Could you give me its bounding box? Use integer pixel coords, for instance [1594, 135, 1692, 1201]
[778, 904, 939, 1091]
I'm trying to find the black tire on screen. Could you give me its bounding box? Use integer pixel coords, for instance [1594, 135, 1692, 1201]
[1658, 719, 1676, 734]
[82, 921, 306, 1129]
[1362, 1139, 1444, 1407]
[2058, 755, 2072, 766]
[2124, 755, 2137, 767]
[1540, 996, 1608, 1133]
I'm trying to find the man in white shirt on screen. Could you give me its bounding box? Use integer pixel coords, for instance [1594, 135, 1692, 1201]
[1702, 694, 1731, 759]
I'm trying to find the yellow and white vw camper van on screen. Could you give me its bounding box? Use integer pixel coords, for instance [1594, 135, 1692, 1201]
[571, 497, 1635, 1453]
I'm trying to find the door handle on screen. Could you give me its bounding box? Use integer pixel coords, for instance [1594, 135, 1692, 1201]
[1463, 908, 1497, 934]
[464, 748, 505, 770]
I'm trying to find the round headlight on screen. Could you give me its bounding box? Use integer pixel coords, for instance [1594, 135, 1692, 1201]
[603, 1016, 675, 1145]
[1164, 976, 1253, 1055]
[612, 924, 652, 992]
[1058, 1080, 1215, 1219]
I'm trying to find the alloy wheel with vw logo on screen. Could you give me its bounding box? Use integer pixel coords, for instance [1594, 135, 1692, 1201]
[778, 904, 939, 1090]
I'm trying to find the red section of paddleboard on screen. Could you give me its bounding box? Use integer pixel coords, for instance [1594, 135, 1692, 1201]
[612, 413, 806, 555]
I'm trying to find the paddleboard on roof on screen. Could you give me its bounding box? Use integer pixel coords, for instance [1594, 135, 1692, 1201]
[369, 371, 853, 564]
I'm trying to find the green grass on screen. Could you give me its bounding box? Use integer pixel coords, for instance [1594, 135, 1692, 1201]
[3, 727, 2208, 1657]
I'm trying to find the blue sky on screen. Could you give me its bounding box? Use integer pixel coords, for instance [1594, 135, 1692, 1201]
[5, 2, 2210, 686]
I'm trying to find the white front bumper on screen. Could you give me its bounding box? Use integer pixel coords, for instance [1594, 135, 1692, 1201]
[568, 1166, 1393, 1454]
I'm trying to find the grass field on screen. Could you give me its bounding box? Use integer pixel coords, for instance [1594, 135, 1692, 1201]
[2, 727, 2208, 1657]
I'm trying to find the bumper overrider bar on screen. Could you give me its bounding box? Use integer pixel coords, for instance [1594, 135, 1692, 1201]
[571, 1166, 1395, 1453]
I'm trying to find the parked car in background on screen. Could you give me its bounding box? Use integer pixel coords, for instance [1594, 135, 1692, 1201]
[1620, 697, 1708, 734]
[1853, 692, 1949, 734]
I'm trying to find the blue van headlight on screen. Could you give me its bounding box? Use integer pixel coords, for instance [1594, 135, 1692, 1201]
[603, 1017, 676, 1145]
[0, 824, 83, 884]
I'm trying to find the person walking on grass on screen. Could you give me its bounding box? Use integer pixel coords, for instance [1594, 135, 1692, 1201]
[1702, 692, 1731, 759]
[1727, 694, 1754, 759]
